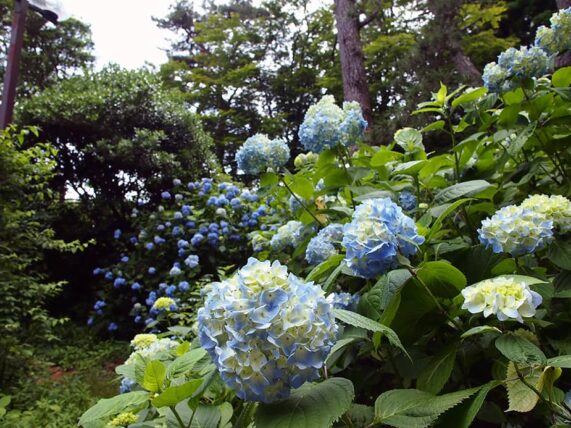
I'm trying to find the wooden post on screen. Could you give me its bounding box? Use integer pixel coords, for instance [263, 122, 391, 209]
[0, 0, 28, 129]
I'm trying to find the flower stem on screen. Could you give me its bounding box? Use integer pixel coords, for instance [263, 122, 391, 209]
[280, 177, 324, 226]
[170, 406, 186, 428]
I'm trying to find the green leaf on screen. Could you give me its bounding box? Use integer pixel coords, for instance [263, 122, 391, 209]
[438, 381, 501, 428]
[323, 263, 344, 294]
[143, 360, 167, 392]
[166, 348, 207, 379]
[218, 402, 233, 428]
[417, 349, 457, 394]
[79, 391, 149, 426]
[552, 66, 571, 88]
[547, 355, 571, 368]
[333, 309, 407, 357]
[426, 199, 473, 243]
[191, 405, 222, 428]
[434, 180, 492, 205]
[374, 387, 480, 427]
[260, 172, 279, 187]
[325, 338, 356, 367]
[422, 120, 445, 132]
[370, 147, 402, 167]
[461, 326, 502, 340]
[152, 379, 203, 408]
[547, 240, 571, 270]
[495, 334, 546, 366]
[394, 128, 423, 152]
[451, 87, 487, 108]
[436, 82, 447, 105]
[306, 254, 344, 282]
[254, 378, 354, 428]
[290, 176, 314, 200]
[505, 362, 545, 412]
[416, 261, 467, 298]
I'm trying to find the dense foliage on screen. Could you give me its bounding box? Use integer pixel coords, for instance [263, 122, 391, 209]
[0, 127, 85, 386]
[80, 43, 571, 428]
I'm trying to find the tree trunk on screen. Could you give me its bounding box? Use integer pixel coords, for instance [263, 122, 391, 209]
[556, 0, 571, 9]
[334, 0, 372, 123]
[427, 0, 481, 84]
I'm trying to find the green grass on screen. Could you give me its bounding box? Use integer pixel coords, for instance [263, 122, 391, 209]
[1, 325, 129, 428]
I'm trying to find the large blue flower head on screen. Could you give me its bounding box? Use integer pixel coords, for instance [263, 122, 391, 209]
[326, 292, 359, 311]
[236, 134, 290, 175]
[198, 258, 338, 403]
[298, 95, 367, 153]
[398, 191, 417, 211]
[270, 220, 309, 251]
[483, 62, 510, 93]
[478, 205, 553, 256]
[342, 198, 425, 278]
[305, 223, 344, 265]
[498, 46, 549, 79]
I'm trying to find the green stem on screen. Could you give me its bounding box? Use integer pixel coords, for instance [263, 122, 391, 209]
[170, 406, 186, 428]
[281, 177, 324, 226]
[406, 265, 462, 330]
[339, 145, 357, 209]
[445, 113, 460, 183]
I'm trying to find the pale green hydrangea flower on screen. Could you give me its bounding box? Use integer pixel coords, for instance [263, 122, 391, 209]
[521, 194, 571, 233]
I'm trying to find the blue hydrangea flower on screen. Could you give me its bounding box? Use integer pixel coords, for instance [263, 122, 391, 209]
[178, 281, 190, 291]
[270, 221, 309, 251]
[113, 277, 126, 288]
[184, 255, 200, 268]
[148, 267, 156, 275]
[93, 267, 103, 275]
[198, 258, 338, 403]
[104, 271, 113, 280]
[326, 292, 359, 311]
[236, 134, 290, 175]
[114, 229, 122, 239]
[191, 233, 204, 247]
[305, 224, 344, 265]
[298, 95, 367, 153]
[342, 198, 425, 278]
[535, 25, 559, 55]
[399, 191, 417, 211]
[120, 378, 136, 394]
[478, 205, 553, 256]
[131, 282, 141, 290]
[161, 191, 171, 199]
[170, 265, 182, 276]
[550, 8, 571, 53]
[108, 322, 118, 332]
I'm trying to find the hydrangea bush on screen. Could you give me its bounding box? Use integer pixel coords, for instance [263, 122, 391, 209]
[82, 15, 571, 428]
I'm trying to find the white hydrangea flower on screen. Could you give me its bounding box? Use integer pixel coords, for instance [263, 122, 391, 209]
[521, 194, 571, 233]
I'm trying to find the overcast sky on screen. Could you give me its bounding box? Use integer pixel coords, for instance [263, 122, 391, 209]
[63, 0, 173, 69]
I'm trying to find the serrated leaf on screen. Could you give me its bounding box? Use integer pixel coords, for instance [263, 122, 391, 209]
[374, 387, 480, 427]
[451, 87, 487, 108]
[79, 391, 149, 426]
[166, 348, 207, 379]
[505, 362, 544, 412]
[416, 261, 467, 298]
[434, 180, 492, 205]
[547, 355, 571, 368]
[218, 402, 233, 428]
[333, 309, 408, 357]
[438, 381, 501, 428]
[306, 254, 344, 282]
[495, 334, 546, 366]
[346, 404, 374, 426]
[547, 240, 571, 270]
[254, 378, 354, 428]
[290, 176, 314, 200]
[426, 198, 473, 243]
[143, 360, 166, 392]
[417, 348, 457, 394]
[152, 379, 203, 408]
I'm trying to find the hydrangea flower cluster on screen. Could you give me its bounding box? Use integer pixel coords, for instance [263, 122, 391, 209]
[478, 205, 553, 256]
[398, 191, 417, 211]
[483, 46, 549, 93]
[326, 292, 359, 310]
[198, 258, 338, 402]
[461, 276, 542, 323]
[293, 152, 318, 169]
[124, 334, 179, 365]
[298, 95, 367, 153]
[270, 220, 309, 251]
[109, 412, 138, 427]
[305, 223, 344, 265]
[235, 134, 290, 176]
[342, 198, 425, 278]
[520, 194, 571, 234]
[90, 177, 275, 329]
[535, 8, 571, 55]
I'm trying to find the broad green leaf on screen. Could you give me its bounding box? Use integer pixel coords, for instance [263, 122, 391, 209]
[451, 87, 487, 108]
[167, 348, 207, 379]
[547, 240, 571, 270]
[507, 125, 535, 157]
[218, 402, 233, 428]
[346, 404, 374, 427]
[505, 362, 545, 412]
[79, 391, 149, 426]
[417, 348, 457, 394]
[333, 309, 407, 356]
[115, 363, 136, 380]
[495, 334, 546, 366]
[254, 378, 354, 428]
[190, 405, 222, 428]
[323, 263, 344, 293]
[260, 172, 279, 187]
[175, 342, 190, 356]
[289, 176, 314, 200]
[143, 360, 166, 392]
[436, 82, 447, 105]
[416, 261, 467, 298]
[434, 180, 492, 205]
[438, 381, 501, 428]
[325, 338, 356, 367]
[370, 146, 402, 167]
[426, 198, 472, 242]
[374, 387, 480, 427]
[152, 379, 203, 408]
[547, 355, 571, 368]
[461, 326, 502, 339]
[422, 120, 445, 132]
[394, 128, 424, 152]
[552, 66, 571, 88]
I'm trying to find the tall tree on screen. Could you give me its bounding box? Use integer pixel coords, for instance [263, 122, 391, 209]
[0, 0, 94, 96]
[334, 0, 372, 122]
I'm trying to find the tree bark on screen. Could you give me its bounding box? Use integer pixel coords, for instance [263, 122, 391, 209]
[334, 0, 372, 123]
[427, 0, 481, 85]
